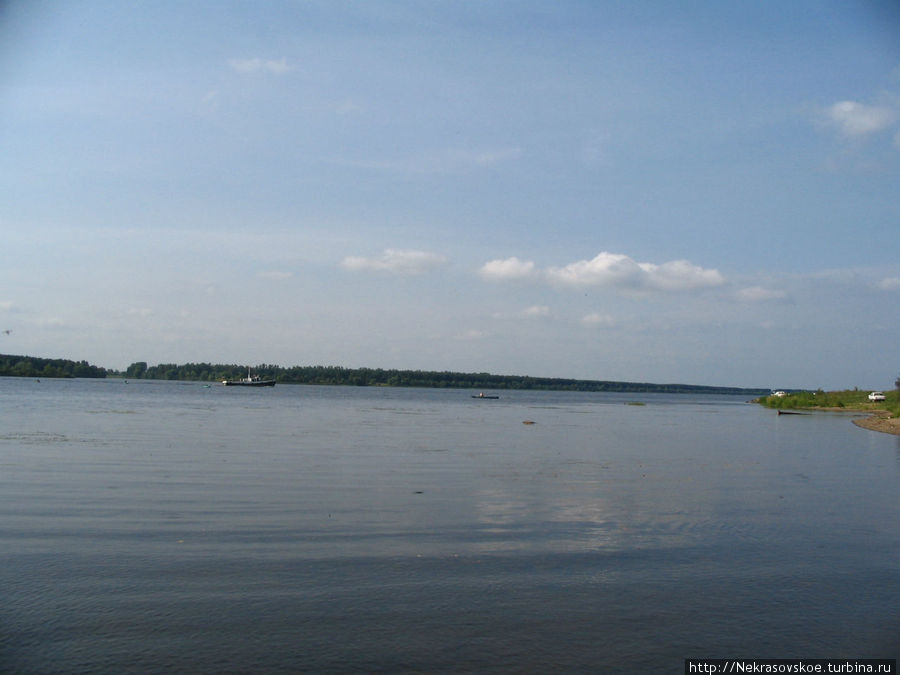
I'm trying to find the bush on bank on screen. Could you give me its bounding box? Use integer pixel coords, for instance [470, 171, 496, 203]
[757, 388, 899, 417]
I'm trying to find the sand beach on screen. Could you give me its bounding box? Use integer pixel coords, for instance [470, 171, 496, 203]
[853, 411, 900, 436]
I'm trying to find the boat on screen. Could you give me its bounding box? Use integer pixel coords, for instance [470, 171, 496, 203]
[472, 392, 499, 399]
[222, 369, 276, 387]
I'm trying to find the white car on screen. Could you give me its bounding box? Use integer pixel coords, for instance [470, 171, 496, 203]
[868, 391, 886, 402]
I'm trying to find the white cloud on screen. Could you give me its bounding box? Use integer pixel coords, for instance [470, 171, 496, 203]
[545, 252, 725, 292]
[641, 259, 725, 291]
[332, 147, 522, 173]
[479, 257, 537, 281]
[36, 316, 66, 328]
[546, 252, 643, 287]
[582, 130, 610, 165]
[582, 312, 616, 327]
[0, 301, 14, 311]
[827, 100, 897, 137]
[257, 270, 294, 280]
[467, 147, 524, 165]
[737, 286, 788, 302]
[228, 57, 293, 75]
[334, 100, 361, 115]
[341, 249, 447, 276]
[520, 305, 551, 319]
[877, 277, 900, 291]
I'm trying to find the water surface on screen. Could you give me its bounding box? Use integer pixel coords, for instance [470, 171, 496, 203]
[1, 378, 896, 672]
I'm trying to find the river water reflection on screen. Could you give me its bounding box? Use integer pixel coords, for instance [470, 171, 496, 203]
[1, 378, 896, 672]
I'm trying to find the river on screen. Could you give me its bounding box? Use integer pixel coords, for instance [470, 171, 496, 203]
[1, 378, 896, 672]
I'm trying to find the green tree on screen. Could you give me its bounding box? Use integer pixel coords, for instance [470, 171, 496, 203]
[125, 361, 147, 378]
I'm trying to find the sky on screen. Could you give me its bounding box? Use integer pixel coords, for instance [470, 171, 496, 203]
[1, 1, 898, 390]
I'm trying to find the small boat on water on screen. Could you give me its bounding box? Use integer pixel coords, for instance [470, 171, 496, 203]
[222, 369, 276, 387]
[472, 392, 499, 399]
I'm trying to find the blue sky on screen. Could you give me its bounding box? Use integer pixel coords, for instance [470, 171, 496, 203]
[1, 1, 898, 389]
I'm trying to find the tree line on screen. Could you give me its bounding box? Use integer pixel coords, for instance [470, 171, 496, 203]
[0, 352, 781, 395]
[122, 360, 769, 395]
[0, 354, 108, 378]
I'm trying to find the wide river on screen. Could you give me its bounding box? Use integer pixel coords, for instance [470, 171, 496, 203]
[0, 377, 896, 673]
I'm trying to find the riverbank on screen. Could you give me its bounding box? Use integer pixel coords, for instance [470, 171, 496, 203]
[784, 406, 900, 436]
[852, 411, 900, 436]
[756, 389, 899, 436]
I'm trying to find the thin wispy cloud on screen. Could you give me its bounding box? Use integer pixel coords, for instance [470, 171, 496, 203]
[341, 249, 448, 276]
[228, 57, 294, 75]
[582, 312, 616, 327]
[468, 148, 524, 165]
[257, 270, 294, 280]
[736, 286, 788, 302]
[520, 305, 551, 319]
[877, 277, 900, 291]
[333, 147, 523, 174]
[826, 100, 897, 138]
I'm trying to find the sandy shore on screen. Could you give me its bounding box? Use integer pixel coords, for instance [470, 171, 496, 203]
[851, 410, 900, 436]
[772, 405, 900, 436]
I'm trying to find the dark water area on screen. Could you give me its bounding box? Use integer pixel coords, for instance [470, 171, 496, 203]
[1, 378, 897, 673]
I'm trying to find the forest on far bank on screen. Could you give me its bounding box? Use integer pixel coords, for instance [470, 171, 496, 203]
[0, 354, 108, 378]
[0, 353, 772, 395]
[122, 361, 769, 395]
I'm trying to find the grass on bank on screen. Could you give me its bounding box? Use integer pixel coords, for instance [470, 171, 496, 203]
[757, 388, 900, 417]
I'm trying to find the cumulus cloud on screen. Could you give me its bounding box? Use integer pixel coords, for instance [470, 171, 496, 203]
[341, 249, 447, 276]
[877, 277, 900, 291]
[545, 252, 724, 292]
[826, 100, 897, 137]
[640, 259, 725, 291]
[736, 286, 788, 302]
[479, 257, 537, 281]
[228, 57, 293, 75]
